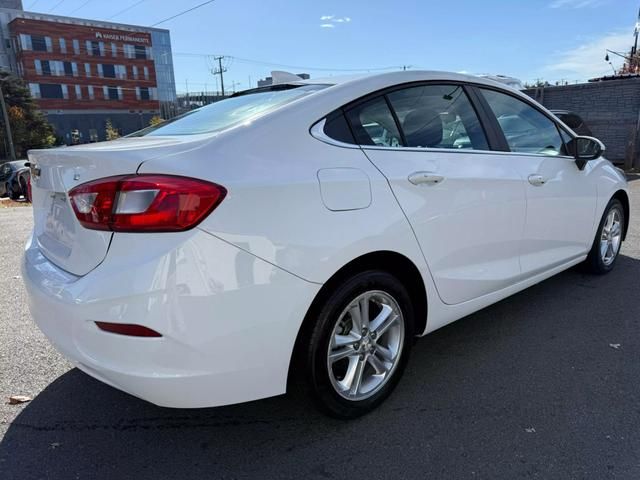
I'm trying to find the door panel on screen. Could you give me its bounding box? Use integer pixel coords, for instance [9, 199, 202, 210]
[364, 148, 526, 305]
[511, 155, 597, 273]
[476, 87, 598, 273]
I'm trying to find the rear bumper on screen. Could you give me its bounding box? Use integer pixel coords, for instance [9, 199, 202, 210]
[22, 229, 320, 408]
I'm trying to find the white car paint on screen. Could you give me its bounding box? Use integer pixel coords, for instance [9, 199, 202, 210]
[22, 71, 629, 409]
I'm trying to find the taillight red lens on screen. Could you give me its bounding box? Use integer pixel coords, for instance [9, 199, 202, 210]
[69, 174, 226, 233]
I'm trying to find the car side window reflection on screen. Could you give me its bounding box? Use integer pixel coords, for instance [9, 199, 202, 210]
[345, 97, 403, 147]
[480, 88, 565, 156]
[386, 85, 489, 150]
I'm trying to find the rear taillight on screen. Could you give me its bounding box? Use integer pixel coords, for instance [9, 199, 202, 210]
[69, 174, 226, 233]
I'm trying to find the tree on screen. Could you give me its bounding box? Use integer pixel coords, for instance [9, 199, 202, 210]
[0, 71, 55, 158]
[149, 115, 164, 127]
[105, 119, 120, 140]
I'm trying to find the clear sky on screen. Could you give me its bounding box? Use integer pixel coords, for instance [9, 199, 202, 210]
[23, 0, 640, 93]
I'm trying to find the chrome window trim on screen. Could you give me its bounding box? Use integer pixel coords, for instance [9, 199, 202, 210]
[311, 118, 576, 161]
[309, 118, 360, 149]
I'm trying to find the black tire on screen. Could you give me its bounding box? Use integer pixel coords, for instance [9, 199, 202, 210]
[299, 270, 414, 419]
[8, 182, 19, 200]
[583, 198, 625, 274]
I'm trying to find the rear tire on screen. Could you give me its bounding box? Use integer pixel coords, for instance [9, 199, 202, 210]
[8, 182, 19, 200]
[583, 198, 624, 274]
[299, 270, 414, 419]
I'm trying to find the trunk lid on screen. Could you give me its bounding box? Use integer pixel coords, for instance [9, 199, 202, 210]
[28, 136, 202, 276]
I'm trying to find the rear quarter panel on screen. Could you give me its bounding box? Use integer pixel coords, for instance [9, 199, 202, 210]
[137, 107, 430, 290]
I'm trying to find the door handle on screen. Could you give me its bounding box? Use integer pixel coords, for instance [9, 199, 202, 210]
[528, 174, 547, 186]
[408, 171, 445, 186]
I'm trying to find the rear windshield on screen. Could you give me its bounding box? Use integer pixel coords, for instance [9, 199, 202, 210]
[131, 84, 327, 137]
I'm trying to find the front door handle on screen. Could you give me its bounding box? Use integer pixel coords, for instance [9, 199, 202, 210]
[528, 174, 547, 186]
[408, 171, 445, 186]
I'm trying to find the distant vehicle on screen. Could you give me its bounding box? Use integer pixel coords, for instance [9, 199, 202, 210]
[0, 160, 29, 200]
[23, 71, 629, 419]
[550, 110, 594, 137]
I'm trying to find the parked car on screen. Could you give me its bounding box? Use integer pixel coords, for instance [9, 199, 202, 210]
[22, 72, 629, 419]
[0, 160, 29, 200]
[550, 109, 594, 137]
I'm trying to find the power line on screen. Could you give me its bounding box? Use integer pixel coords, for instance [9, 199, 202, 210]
[107, 0, 147, 20]
[172, 52, 402, 73]
[68, 0, 93, 16]
[150, 0, 217, 27]
[49, 0, 65, 12]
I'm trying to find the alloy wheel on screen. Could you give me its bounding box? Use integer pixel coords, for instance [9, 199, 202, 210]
[326, 290, 404, 401]
[600, 207, 622, 266]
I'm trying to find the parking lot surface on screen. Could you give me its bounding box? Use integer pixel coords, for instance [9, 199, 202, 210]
[1, 177, 639, 479]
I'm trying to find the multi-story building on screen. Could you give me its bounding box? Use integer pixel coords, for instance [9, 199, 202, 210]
[0, 3, 177, 144]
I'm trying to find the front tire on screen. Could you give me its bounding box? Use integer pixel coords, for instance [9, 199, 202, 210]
[584, 198, 625, 274]
[300, 271, 414, 419]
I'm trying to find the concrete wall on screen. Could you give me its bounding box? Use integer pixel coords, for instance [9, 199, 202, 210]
[524, 78, 640, 168]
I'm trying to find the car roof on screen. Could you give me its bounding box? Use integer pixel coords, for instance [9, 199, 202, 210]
[297, 70, 518, 91]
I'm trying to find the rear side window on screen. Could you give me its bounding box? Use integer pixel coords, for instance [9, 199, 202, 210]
[386, 85, 488, 150]
[132, 84, 327, 136]
[345, 96, 403, 147]
[480, 89, 565, 156]
[323, 110, 356, 144]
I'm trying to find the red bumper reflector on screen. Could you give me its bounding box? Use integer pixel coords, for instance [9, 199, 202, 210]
[95, 322, 162, 337]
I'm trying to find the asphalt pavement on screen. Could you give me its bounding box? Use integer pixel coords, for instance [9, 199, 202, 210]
[1, 178, 639, 479]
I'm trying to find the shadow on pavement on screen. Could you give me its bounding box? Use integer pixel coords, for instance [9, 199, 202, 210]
[2, 255, 640, 479]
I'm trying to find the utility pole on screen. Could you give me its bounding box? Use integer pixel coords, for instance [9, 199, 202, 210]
[0, 83, 16, 160]
[212, 55, 227, 96]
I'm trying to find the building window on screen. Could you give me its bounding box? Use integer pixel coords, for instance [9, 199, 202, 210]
[63, 61, 77, 77]
[103, 85, 121, 100]
[101, 64, 114, 78]
[75, 85, 82, 99]
[28, 83, 40, 98]
[88, 85, 95, 100]
[39, 84, 64, 99]
[85, 40, 104, 56]
[115, 65, 126, 79]
[123, 44, 134, 58]
[34, 59, 42, 75]
[143, 66, 149, 80]
[111, 42, 117, 57]
[134, 45, 147, 59]
[31, 35, 52, 52]
[132, 65, 138, 80]
[61, 84, 69, 100]
[19, 34, 31, 50]
[73, 39, 80, 54]
[59, 38, 66, 54]
[41, 60, 51, 76]
[136, 86, 151, 100]
[85, 63, 91, 77]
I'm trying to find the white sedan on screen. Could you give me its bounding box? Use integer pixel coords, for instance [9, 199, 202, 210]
[22, 71, 629, 418]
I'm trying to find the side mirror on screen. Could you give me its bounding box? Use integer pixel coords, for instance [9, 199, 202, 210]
[566, 136, 605, 170]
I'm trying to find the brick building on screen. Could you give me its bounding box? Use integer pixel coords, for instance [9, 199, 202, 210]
[0, 4, 176, 145]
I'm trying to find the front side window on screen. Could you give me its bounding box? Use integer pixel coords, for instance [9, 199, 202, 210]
[345, 96, 402, 147]
[480, 89, 565, 156]
[387, 84, 488, 150]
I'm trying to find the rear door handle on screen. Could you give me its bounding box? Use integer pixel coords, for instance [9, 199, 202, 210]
[528, 174, 547, 186]
[408, 171, 444, 186]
